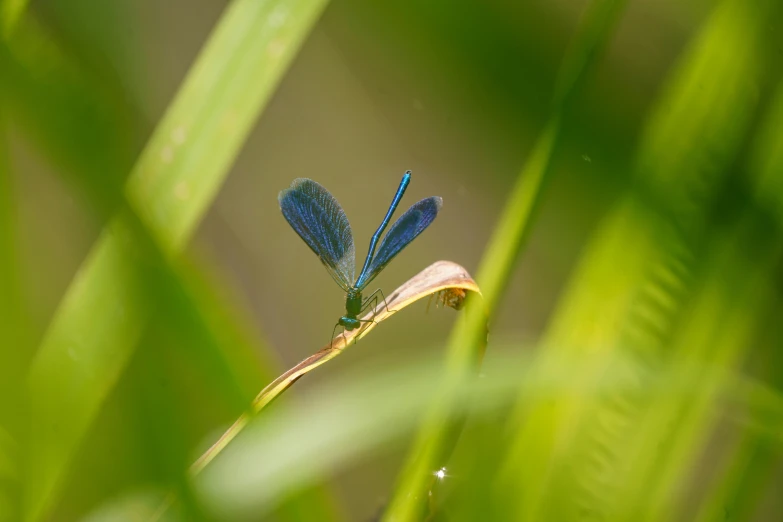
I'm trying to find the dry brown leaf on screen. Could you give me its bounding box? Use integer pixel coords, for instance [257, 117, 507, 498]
[190, 260, 482, 475]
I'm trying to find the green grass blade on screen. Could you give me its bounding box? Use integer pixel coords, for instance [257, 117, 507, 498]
[381, 1, 628, 520]
[497, 0, 778, 519]
[694, 372, 783, 522]
[0, 0, 27, 37]
[0, 426, 17, 522]
[751, 80, 783, 222]
[2, 14, 138, 219]
[0, 108, 25, 522]
[195, 350, 527, 519]
[125, 0, 326, 255]
[478, 0, 627, 317]
[628, 225, 780, 522]
[689, 78, 783, 522]
[694, 430, 780, 522]
[190, 343, 782, 520]
[7, 6, 339, 519]
[167, 253, 281, 403]
[24, 1, 328, 520]
[615, 4, 783, 514]
[0, 109, 25, 410]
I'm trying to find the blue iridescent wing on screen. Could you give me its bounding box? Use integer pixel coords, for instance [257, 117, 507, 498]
[356, 196, 442, 290]
[279, 179, 355, 291]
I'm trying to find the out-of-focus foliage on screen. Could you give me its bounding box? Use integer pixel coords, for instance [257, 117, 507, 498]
[1, 0, 782, 521]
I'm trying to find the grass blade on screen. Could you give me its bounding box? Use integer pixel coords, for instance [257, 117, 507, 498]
[189, 261, 481, 475]
[24, 1, 328, 520]
[195, 349, 527, 520]
[2, 14, 138, 218]
[0, 108, 25, 522]
[381, 1, 628, 519]
[497, 0, 779, 519]
[687, 78, 783, 522]
[190, 338, 782, 519]
[0, 0, 26, 37]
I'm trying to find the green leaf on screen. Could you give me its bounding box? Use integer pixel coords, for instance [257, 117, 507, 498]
[194, 349, 527, 519]
[381, 0, 629, 519]
[0, 0, 27, 38]
[1, 13, 139, 219]
[0, 88, 26, 522]
[24, 1, 329, 520]
[496, 0, 781, 520]
[693, 78, 783, 522]
[191, 341, 783, 520]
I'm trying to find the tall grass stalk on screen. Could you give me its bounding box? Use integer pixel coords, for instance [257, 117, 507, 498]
[382, 1, 629, 519]
[23, 1, 329, 520]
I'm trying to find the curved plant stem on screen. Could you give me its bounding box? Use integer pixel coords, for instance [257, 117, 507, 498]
[188, 260, 483, 476]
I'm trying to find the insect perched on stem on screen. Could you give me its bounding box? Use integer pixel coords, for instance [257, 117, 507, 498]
[279, 171, 442, 344]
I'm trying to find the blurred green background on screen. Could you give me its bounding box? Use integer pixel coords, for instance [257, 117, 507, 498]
[2, 0, 783, 520]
